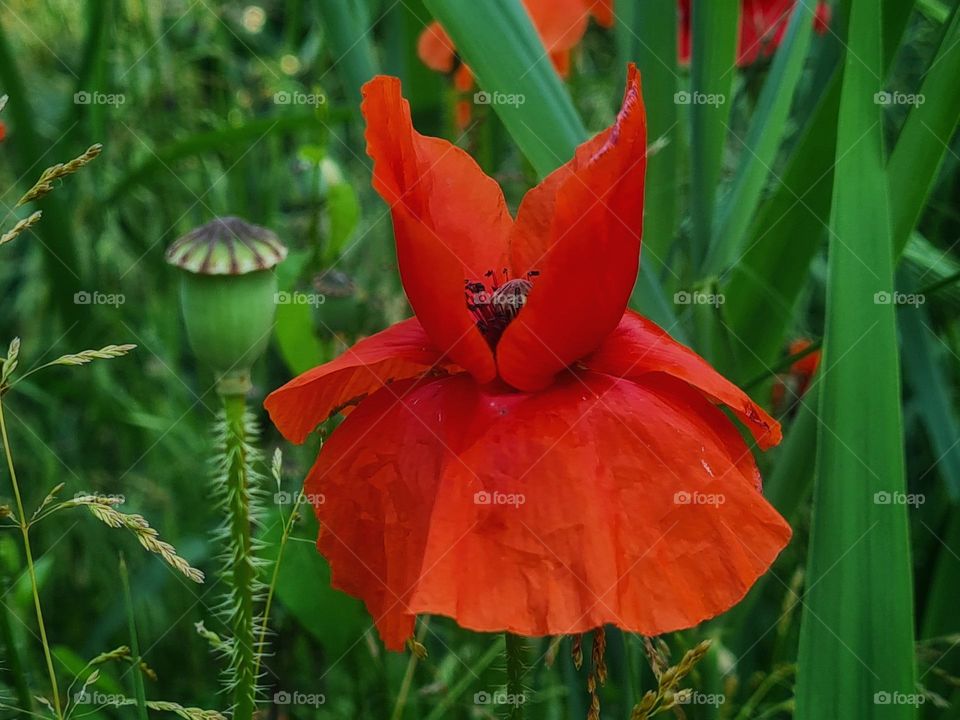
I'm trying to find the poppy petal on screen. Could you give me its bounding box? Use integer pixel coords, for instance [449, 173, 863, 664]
[453, 63, 474, 92]
[264, 318, 455, 444]
[497, 64, 646, 391]
[590, 0, 615, 28]
[525, 0, 591, 53]
[362, 75, 514, 382]
[307, 371, 790, 651]
[550, 49, 572, 78]
[416, 22, 456, 73]
[582, 310, 782, 449]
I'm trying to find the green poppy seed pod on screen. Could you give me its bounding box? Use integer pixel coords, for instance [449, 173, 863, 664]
[166, 216, 287, 395]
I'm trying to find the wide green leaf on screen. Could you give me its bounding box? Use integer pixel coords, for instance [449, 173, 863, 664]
[616, 0, 679, 278]
[705, 0, 816, 276]
[688, 0, 738, 271]
[889, 3, 960, 255]
[317, 0, 378, 102]
[422, 0, 586, 178]
[795, 1, 917, 717]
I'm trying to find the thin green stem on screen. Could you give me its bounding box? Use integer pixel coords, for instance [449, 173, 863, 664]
[119, 555, 148, 720]
[0, 578, 34, 718]
[221, 392, 256, 720]
[252, 489, 305, 683]
[505, 633, 526, 720]
[0, 399, 63, 720]
[390, 619, 429, 720]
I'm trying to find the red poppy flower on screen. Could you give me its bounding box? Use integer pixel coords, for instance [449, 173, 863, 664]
[266, 65, 791, 651]
[0, 120, 6, 143]
[679, 0, 831, 67]
[418, 0, 613, 87]
[772, 338, 822, 411]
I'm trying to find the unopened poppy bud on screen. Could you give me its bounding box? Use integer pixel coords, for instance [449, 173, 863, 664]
[166, 216, 287, 394]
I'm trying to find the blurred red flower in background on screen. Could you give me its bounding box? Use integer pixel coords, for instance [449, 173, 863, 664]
[679, 0, 832, 67]
[418, 0, 613, 127]
[266, 65, 791, 651]
[772, 338, 822, 413]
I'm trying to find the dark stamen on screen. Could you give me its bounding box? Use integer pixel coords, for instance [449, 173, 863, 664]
[465, 271, 536, 347]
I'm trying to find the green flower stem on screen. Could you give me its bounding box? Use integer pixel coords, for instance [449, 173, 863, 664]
[0, 577, 34, 718]
[0, 399, 63, 720]
[505, 633, 526, 720]
[119, 555, 149, 720]
[221, 391, 256, 720]
[252, 488, 305, 684]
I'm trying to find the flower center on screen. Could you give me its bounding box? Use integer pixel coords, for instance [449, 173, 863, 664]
[465, 269, 538, 347]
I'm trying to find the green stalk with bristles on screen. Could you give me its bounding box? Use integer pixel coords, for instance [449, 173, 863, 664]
[216, 392, 260, 720]
[504, 633, 526, 720]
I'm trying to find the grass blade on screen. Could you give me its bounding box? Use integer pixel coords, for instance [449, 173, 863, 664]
[688, 0, 739, 271]
[794, 0, 917, 716]
[318, 0, 378, 102]
[889, 3, 960, 255]
[897, 276, 960, 502]
[617, 0, 679, 277]
[718, 71, 841, 381]
[705, 0, 817, 276]
[119, 555, 149, 720]
[422, 0, 586, 178]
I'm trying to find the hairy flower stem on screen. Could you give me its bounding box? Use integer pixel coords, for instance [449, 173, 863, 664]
[221, 391, 256, 720]
[0, 400, 63, 720]
[504, 633, 526, 720]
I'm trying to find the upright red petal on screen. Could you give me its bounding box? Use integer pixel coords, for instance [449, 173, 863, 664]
[582, 310, 782, 449]
[497, 64, 647, 391]
[264, 318, 455, 444]
[362, 76, 515, 383]
[308, 372, 790, 650]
